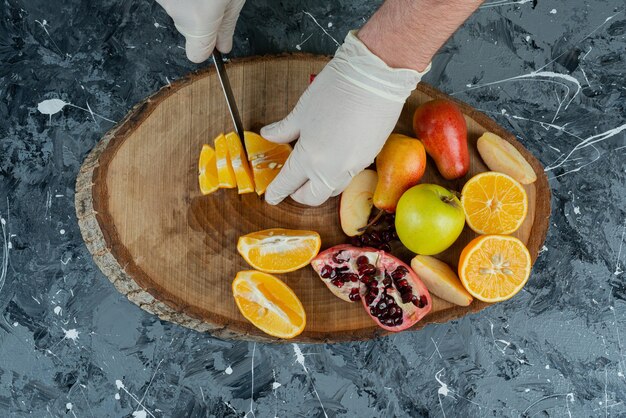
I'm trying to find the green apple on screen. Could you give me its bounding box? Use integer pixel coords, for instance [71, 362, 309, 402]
[395, 184, 465, 255]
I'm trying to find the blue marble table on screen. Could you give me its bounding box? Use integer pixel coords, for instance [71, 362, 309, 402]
[0, 0, 625, 416]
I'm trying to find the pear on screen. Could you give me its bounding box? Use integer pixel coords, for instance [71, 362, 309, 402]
[373, 134, 426, 213]
[411, 255, 473, 306]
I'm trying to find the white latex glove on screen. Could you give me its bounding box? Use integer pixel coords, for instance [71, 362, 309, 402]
[156, 0, 245, 63]
[261, 31, 430, 206]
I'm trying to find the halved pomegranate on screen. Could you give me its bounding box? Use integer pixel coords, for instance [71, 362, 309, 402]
[362, 253, 431, 331]
[310, 244, 380, 303]
[311, 245, 432, 332]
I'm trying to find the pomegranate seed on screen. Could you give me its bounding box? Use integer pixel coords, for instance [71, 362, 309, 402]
[360, 274, 373, 284]
[370, 280, 379, 288]
[331, 279, 343, 288]
[401, 293, 413, 304]
[383, 277, 392, 286]
[389, 306, 397, 316]
[349, 289, 361, 302]
[320, 265, 332, 278]
[332, 251, 347, 264]
[356, 256, 369, 266]
[380, 243, 391, 253]
[345, 273, 359, 282]
[419, 295, 428, 308]
[378, 302, 387, 310]
[382, 231, 393, 243]
[393, 317, 403, 325]
[370, 231, 381, 243]
[395, 279, 408, 289]
[358, 264, 376, 276]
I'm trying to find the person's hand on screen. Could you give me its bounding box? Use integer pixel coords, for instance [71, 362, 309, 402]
[156, 0, 245, 63]
[261, 31, 429, 206]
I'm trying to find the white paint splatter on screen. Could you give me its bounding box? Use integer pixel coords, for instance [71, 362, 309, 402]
[225, 365, 233, 375]
[244, 343, 256, 418]
[115, 380, 124, 390]
[295, 33, 313, 51]
[292, 344, 328, 418]
[615, 222, 625, 276]
[525, 35, 531, 42]
[66, 402, 72, 410]
[60, 229, 66, 235]
[0, 200, 10, 295]
[115, 378, 156, 418]
[132, 411, 148, 418]
[302, 11, 340, 46]
[54, 306, 62, 315]
[550, 9, 557, 14]
[545, 364, 550, 369]
[435, 369, 482, 417]
[38, 98, 67, 115]
[480, 0, 532, 9]
[115, 393, 120, 400]
[272, 382, 281, 389]
[37, 98, 116, 123]
[12, 322, 18, 327]
[63, 328, 79, 342]
[573, 206, 581, 215]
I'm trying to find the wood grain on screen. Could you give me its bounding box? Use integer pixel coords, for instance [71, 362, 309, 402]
[75, 54, 551, 343]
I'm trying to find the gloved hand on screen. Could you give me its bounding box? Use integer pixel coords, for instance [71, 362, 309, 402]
[261, 31, 430, 206]
[156, 0, 245, 63]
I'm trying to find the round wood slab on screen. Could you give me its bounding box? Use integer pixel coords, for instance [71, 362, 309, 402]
[75, 55, 550, 343]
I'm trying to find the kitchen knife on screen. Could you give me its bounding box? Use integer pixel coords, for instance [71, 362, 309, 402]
[212, 50, 247, 154]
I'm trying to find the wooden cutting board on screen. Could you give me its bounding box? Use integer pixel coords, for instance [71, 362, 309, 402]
[75, 54, 550, 343]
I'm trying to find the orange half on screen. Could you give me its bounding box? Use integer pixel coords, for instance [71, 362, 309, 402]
[233, 270, 306, 339]
[458, 235, 531, 302]
[237, 228, 321, 273]
[225, 132, 255, 194]
[214, 134, 237, 189]
[461, 171, 528, 234]
[244, 131, 291, 195]
[198, 144, 219, 195]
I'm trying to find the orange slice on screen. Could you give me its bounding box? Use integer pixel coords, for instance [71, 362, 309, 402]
[233, 270, 306, 339]
[458, 235, 531, 302]
[237, 228, 321, 273]
[225, 132, 255, 194]
[214, 133, 237, 188]
[244, 131, 292, 195]
[198, 144, 219, 195]
[461, 171, 528, 234]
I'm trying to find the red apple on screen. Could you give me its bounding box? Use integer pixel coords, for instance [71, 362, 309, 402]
[413, 99, 469, 180]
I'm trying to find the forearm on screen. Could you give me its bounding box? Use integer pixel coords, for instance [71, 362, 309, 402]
[358, 0, 484, 72]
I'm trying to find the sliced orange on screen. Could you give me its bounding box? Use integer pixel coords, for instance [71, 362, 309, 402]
[237, 228, 321, 273]
[198, 144, 219, 195]
[225, 132, 255, 194]
[214, 134, 237, 188]
[233, 270, 306, 339]
[458, 235, 531, 302]
[244, 131, 292, 195]
[461, 171, 528, 234]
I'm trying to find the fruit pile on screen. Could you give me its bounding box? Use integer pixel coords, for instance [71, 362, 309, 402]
[199, 98, 538, 339]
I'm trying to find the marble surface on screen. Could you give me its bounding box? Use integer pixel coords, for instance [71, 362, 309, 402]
[1, 0, 625, 416]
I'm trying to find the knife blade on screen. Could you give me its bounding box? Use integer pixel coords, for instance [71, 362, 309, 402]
[212, 50, 247, 154]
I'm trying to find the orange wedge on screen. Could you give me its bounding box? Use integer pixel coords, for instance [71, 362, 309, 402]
[237, 228, 321, 273]
[461, 171, 528, 234]
[198, 144, 219, 195]
[458, 235, 531, 302]
[233, 270, 306, 339]
[225, 132, 255, 194]
[244, 131, 292, 195]
[214, 134, 237, 188]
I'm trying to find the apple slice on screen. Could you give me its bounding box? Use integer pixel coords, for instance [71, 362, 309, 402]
[339, 170, 378, 237]
[410, 255, 473, 306]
